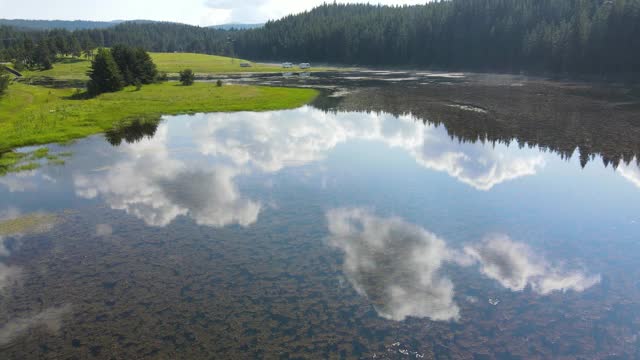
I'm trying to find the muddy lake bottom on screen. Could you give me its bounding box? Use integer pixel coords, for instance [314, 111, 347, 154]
[1, 72, 640, 359]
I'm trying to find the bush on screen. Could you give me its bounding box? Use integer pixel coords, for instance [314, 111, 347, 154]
[179, 69, 195, 86]
[216, 79, 223, 87]
[155, 72, 168, 82]
[13, 61, 25, 72]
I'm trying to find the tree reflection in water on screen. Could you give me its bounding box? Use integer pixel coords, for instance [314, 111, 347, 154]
[104, 118, 161, 146]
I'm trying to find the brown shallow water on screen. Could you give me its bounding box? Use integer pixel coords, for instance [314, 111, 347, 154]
[1, 72, 640, 359]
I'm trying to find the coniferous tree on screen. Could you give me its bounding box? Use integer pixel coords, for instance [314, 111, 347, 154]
[111, 45, 157, 85]
[87, 48, 123, 95]
[0, 67, 10, 96]
[70, 36, 82, 58]
[33, 40, 53, 70]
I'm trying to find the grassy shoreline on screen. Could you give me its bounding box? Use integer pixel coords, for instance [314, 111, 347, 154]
[0, 82, 318, 151]
[21, 52, 338, 81]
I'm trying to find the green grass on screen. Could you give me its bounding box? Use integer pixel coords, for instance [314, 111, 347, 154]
[21, 57, 90, 80]
[0, 81, 318, 151]
[22, 52, 338, 81]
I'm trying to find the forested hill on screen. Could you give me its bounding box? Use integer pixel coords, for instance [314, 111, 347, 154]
[234, 0, 640, 75]
[0, 19, 121, 31]
[210, 23, 264, 30]
[0, 22, 232, 61]
[1, 0, 639, 76]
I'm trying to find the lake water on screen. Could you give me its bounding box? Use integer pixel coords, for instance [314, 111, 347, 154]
[1, 78, 640, 359]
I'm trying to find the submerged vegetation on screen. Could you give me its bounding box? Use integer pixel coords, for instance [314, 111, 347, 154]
[0, 147, 71, 175]
[0, 82, 318, 151]
[0, 212, 59, 236]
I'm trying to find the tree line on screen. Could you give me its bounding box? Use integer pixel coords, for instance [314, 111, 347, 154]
[0, 22, 232, 70]
[234, 0, 640, 76]
[1, 0, 639, 76]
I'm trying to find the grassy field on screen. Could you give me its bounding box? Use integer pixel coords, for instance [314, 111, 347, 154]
[0, 82, 318, 151]
[21, 52, 336, 81]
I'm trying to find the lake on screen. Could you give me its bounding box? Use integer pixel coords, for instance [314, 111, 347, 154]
[1, 73, 640, 359]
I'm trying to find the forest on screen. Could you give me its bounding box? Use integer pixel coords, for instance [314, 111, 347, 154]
[0, 22, 232, 69]
[1, 0, 639, 75]
[235, 0, 640, 75]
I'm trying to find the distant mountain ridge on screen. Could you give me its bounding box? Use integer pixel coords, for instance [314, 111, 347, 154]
[0, 19, 122, 30]
[210, 23, 263, 30]
[0, 19, 264, 31]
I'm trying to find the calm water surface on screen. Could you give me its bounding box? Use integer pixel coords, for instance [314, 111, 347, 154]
[1, 80, 640, 359]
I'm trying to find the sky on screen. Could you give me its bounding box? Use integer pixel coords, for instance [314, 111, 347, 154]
[0, 0, 426, 26]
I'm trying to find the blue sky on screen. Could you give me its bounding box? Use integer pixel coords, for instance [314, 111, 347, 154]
[0, 0, 427, 26]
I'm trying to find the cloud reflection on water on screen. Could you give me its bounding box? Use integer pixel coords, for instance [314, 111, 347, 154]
[617, 160, 640, 189]
[0, 305, 72, 346]
[73, 125, 261, 228]
[326, 208, 462, 321]
[191, 107, 546, 190]
[326, 208, 600, 322]
[464, 235, 601, 295]
[69, 108, 545, 229]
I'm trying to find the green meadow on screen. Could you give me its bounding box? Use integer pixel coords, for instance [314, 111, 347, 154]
[0, 81, 318, 152]
[21, 52, 335, 81]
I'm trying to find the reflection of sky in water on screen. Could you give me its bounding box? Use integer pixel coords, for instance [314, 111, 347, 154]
[190, 107, 546, 190]
[73, 125, 260, 227]
[326, 208, 600, 322]
[1, 107, 640, 356]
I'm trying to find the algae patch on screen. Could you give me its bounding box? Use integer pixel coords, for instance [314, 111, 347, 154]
[0, 213, 60, 237]
[0, 148, 71, 176]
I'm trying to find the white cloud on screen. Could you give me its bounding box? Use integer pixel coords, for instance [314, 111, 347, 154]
[326, 209, 600, 322]
[1, 0, 428, 26]
[0, 305, 72, 346]
[74, 124, 260, 228]
[617, 160, 640, 189]
[464, 235, 601, 295]
[412, 135, 546, 191]
[326, 208, 462, 321]
[0, 262, 23, 292]
[0, 171, 38, 193]
[202, 0, 427, 24]
[191, 107, 544, 190]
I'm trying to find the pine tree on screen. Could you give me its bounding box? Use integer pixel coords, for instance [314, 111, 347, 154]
[87, 48, 124, 95]
[133, 48, 158, 84]
[70, 36, 82, 58]
[111, 45, 158, 86]
[0, 67, 10, 96]
[33, 40, 53, 70]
